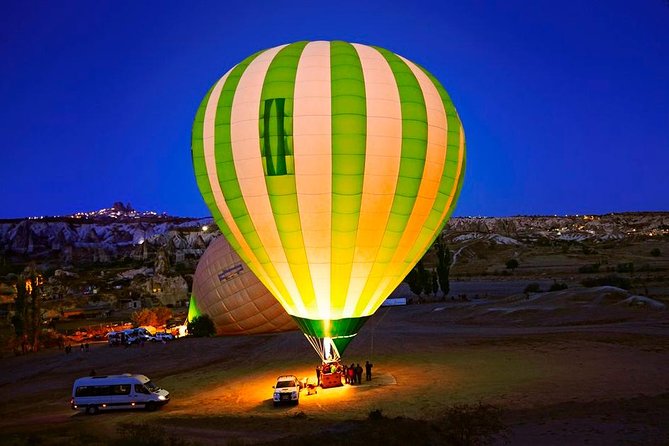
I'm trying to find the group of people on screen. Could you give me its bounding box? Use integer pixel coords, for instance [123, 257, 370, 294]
[315, 360, 374, 386]
[64, 343, 90, 354]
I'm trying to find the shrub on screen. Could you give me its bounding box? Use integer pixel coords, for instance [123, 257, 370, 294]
[523, 283, 542, 294]
[548, 281, 568, 292]
[578, 263, 600, 274]
[505, 259, 519, 270]
[441, 402, 508, 446]
[651, 248, 661, 257]
[368, 409, 385, 421]
[114, 422, 193, 446]
[616, 262, 634, 273]
[187, 315, 216, 337]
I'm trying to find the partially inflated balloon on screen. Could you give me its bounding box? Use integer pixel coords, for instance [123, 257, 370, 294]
[192, 41, 465, 360]
[191, 236, 297, 335]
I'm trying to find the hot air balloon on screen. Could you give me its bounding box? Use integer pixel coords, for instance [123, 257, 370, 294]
[191, 235, 297, 335]
[191, 41, 465, 361]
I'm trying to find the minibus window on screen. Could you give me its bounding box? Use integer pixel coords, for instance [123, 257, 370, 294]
[113, 385, 130, 395]
[75, 385, 114, 396]
[135, 384, 150, 394]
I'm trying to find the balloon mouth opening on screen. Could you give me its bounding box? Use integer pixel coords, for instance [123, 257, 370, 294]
[303, 335, 342, 362]
[292, 315, 369, 362]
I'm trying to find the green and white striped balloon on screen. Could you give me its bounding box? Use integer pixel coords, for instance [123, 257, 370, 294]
[192, 41, 465, 360]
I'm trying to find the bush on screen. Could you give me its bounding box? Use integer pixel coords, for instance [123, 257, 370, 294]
[505, 259, 519, 270]
[651, 248, 661, 257]
[114, 422, 193, 446]
[616, 262, 634, 273]
[187, 315, 216, 337]
[548, 281, 568, 292]
[578, 263, 600, 273]
[523, 283, 542, 294]
[368, 409, 385, 421]
[581, 274, 631, 290]
[441, 402, 508, 446]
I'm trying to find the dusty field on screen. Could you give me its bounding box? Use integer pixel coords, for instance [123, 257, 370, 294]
[1, 291, 669, 445]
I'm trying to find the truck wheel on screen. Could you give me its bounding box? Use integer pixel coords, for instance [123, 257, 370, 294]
[86, 405, 99, 415]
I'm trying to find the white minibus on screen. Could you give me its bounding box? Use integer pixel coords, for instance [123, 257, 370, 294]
[71, 374, 169, 414]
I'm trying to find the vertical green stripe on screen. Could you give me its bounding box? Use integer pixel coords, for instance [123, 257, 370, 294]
[330, 41, 367, 308]
[191, 81, 245, 267]
[210, 49, 298, 313]
[259, 41, 318, 312]
[406, 67, 465, 261]
[353, 46, 429, 314]
[371, 47, 429, 265]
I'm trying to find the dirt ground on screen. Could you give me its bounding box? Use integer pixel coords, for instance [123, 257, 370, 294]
[1, 293, 669, 445]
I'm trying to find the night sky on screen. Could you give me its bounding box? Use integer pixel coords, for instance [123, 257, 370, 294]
[1, 0, 668, 219]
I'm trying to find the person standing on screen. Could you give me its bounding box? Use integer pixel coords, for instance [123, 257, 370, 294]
[316, 364, 322, 386]
[355, 363, 363, 384]
[348, 363, 356, 385]
[365, 361, 373, 381]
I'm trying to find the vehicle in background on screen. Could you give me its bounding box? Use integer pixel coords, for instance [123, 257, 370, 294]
[272, 375, 301, 406]
[71, 374, 169, 414]
[107, 328, 152, 346]
[150, 332, 175, 342]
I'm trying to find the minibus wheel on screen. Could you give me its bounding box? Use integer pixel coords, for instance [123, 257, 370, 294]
[145, 402, 156, 411]
[85, 406, 99, 415]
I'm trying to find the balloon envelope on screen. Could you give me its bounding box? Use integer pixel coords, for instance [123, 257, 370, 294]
[192, 41, 465, 359]
[191, 236, 297, 335]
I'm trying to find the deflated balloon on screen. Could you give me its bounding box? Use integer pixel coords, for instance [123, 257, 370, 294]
[191, 236, 297, 335]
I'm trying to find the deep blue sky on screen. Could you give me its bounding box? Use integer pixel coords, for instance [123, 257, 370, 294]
[1, 0, 668, 218]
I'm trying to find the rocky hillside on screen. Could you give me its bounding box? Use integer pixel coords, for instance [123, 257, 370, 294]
[0, 203, 218, 269]
[445, 212, 669, 245]
[2, 207, 667, 269]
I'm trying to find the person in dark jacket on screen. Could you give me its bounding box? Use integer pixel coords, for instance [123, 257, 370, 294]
[316, 365, 322, 386]
[355, 363, 363, 384]
[365, 361, 373, 381]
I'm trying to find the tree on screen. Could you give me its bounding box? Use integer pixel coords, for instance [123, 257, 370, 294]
[406, 260, 429, 296]
[416, 260, 429, 295]
[153, 306, 172, 326]
[10, 271, 45, 353]
[505, 259, 519, 270]
[132, 308, 158, 327]
[11, 277, 26, 338]
[651, 248, 661, 257]
[406, 268, 422, 296]
[435, 237, 451, 296]
[188, 315, 216, 337]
